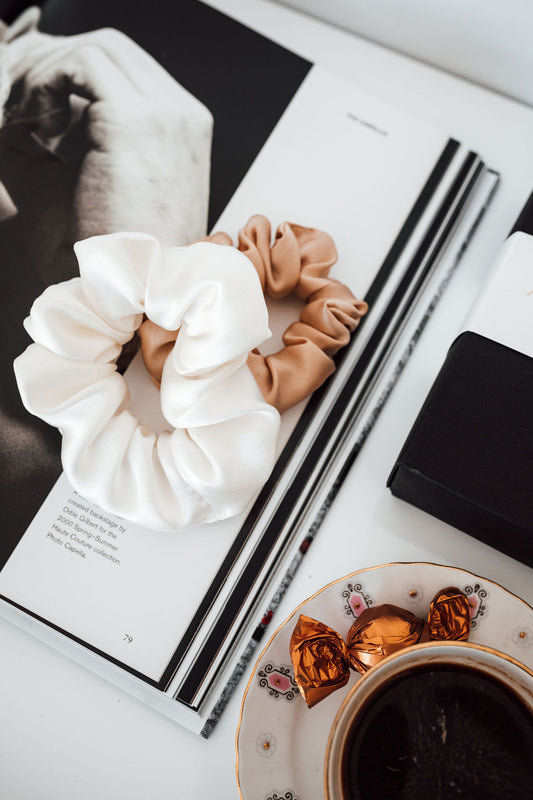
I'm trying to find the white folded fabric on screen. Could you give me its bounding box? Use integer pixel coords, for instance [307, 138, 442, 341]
[14, 232, 280, 530]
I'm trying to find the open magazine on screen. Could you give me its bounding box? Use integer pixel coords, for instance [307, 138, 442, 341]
[0, 0, 498, 734]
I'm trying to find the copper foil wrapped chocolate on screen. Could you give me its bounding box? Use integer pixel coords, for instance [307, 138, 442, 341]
[289, 586, 471, 708]
[290, 615, 351, 707]
[428, 586, 471, 640]
[346, 604, 429, 673]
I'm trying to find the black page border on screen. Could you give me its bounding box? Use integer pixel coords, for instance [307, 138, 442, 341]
[169, 139, 463, 694]
[0, 139, 468, 694]
[176, 147, 489, 707]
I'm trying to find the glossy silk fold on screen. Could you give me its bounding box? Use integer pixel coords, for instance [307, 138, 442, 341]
[14, 232, 280, 530]
[140, 215, 368, 414]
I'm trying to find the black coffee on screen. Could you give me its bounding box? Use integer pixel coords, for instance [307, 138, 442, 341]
[343, 665, 533, 800]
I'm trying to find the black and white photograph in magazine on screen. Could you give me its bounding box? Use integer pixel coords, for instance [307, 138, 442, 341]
[0, 0, 311, 560]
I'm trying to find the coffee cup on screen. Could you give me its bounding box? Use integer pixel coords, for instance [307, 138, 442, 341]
[325, 641, 533, 800]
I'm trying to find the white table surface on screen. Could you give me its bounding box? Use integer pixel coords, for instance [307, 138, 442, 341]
[1, 1, 532, 798]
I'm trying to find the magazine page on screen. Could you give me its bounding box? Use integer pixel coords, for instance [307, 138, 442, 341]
[0, 60, 462, 686]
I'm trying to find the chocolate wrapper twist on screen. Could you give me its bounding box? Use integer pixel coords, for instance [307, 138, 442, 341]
[289, 587, 471, 707]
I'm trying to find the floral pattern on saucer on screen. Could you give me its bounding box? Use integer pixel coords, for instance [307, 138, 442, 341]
[256, 733, 276, 758]
[340, 581, 374, 617]
[463, 582, 488, 627]
[257, 663, 299, 702]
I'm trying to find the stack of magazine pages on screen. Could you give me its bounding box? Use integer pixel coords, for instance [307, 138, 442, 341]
[0, 0, 498, 735]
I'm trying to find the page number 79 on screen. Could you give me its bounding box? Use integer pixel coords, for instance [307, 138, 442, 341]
[123, 634, 133, 643]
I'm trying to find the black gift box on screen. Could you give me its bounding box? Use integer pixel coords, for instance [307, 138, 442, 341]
[387, 331, 533, 566]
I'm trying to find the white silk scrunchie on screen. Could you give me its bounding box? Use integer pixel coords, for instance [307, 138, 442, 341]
[14, 232, 281, 530]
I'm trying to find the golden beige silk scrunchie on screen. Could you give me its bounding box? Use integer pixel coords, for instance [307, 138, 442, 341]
[141, 215, 368, 414]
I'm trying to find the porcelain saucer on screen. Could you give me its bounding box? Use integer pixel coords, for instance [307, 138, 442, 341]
[236, 562, 533, 800]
